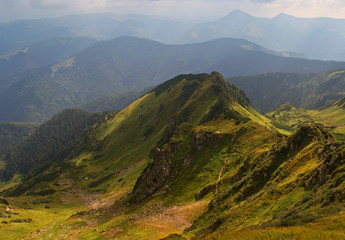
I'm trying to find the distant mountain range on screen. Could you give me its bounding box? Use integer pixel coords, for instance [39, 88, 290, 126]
[2, 11, 345, 60]
[1, 36, 344, 122]
[183, 10, 345, 61]
[0, 13, 195, 55]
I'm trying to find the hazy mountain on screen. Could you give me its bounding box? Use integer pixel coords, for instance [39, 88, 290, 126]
[1, 73, 345, 239]
[229, 70, 345, 112]
[184, 10, 345, 61]
[3, 11, 345, 61]
[0, 13, 196, 55]
[1, 36, 345, 122]
[79, 87, 153, 113]
[0, 37, 97, 77]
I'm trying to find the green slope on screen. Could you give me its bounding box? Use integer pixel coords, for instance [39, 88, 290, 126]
[266, 97, 345, 141]
[0, 72, 279, 239]
[1, 72, 344, 239]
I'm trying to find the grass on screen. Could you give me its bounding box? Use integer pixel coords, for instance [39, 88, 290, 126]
[202, 212, 345, 240]
[266, 101, 345, 140]
[0, 202, 79, 240]
[1, 73, 345, 239]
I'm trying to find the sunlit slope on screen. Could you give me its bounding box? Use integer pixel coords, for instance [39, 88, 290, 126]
[267, 98, 345, 140]
[0, 72, 282, 239]
[188, 124, 345, 239]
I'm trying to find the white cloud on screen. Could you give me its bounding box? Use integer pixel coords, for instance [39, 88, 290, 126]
[0, 0, 345, 20]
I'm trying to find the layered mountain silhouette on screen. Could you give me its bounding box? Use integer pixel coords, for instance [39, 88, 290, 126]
[1, 36, 345, 122]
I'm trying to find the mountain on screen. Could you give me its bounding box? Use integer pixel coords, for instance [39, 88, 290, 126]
[184, 10, 345, 61]
[229, 70, 345, 113]
[3, 11, 345, 61]
[0, 37, 97, 77]
[1, 36, 345, 122]
[0, 13, 195, 55]
[1, 72, 344, 239]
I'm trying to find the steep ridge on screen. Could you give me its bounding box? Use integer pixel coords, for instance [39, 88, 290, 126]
[187, 124, 345, 239]
[0, 72, 281, 239]
[1, 73, 345, 239]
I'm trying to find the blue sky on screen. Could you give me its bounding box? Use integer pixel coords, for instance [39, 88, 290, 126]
[0, 0, 344, 21]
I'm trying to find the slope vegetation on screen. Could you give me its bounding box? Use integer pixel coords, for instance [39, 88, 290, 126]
[266, 97, 345, 141]
[0, 72, 344, 239]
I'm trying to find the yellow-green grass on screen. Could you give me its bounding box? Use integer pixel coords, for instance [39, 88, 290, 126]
[0, 203, 79, 240]
[202, 212, 345, 240]
[266, 102, 345, 140]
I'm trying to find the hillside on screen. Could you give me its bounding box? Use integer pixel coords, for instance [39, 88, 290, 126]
[0, 37, 97, 78]
[1, 37, 345, 122]
[0, 72, 278, 238]
[229, 70, 345, 112]
[266, 98, 345, 141]
[0, 122, 39, 158]
[0, 72, 344, 239]
[0, 109, 114, 182]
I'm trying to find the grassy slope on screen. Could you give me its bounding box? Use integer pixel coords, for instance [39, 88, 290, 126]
[0, 72, 281, 239]
[1, 73, 344, 239]
[188, 124, 345, 239]
[266, 98, 345, 140]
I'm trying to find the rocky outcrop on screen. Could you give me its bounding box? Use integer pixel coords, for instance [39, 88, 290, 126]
[131, 142, 182, 202]
[305, 141, 344, 189]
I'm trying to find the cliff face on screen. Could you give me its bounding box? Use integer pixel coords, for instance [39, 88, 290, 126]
[132, 143, 181, 202]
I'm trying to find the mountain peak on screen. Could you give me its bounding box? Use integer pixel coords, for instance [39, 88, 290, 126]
[209, 71, 230, 90]
[221, 10, 253, 20]
[273, 12, 295, 20]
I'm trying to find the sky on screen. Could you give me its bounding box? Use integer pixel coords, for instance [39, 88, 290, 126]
[0, 0, 345, 21]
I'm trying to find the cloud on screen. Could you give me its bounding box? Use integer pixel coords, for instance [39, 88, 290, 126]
[0, 0, 345, 21]
[29, 0, 70, 9]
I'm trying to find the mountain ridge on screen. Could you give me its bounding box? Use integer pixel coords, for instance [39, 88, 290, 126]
[2, 36, 345, 122]
[0, 72, 345, 239]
